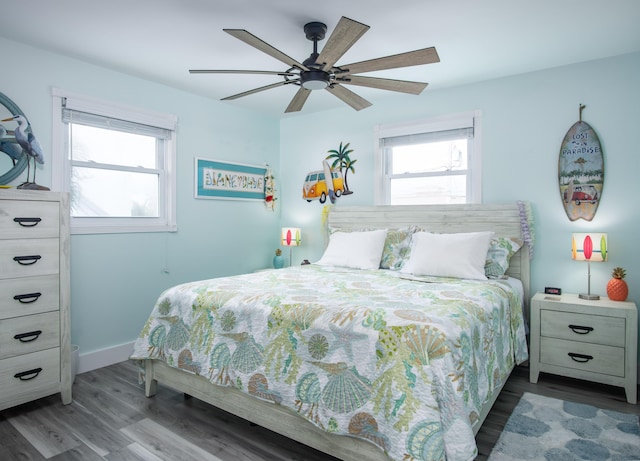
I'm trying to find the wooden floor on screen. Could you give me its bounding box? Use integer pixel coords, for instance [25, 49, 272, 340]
[1, 360, 638, 461]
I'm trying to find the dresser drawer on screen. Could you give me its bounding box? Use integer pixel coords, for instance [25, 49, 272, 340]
[0, 200, 60, 240]
[0, 311, 60, 360]
[0, 275, 59, 319]
[0, 239, 60, 279]
[540, 337, 625, 377]
[0, 348, 60, 408]
[540, 309, 625, 347]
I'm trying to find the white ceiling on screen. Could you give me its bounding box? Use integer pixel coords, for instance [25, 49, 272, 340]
[1, 0, 639, 118]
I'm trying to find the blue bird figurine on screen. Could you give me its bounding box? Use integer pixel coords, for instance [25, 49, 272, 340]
[0, 123, 25, 166]
[1, 114, 48, 190]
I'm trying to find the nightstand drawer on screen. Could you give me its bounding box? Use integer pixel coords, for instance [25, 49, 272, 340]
[0, 239, 60, 279]
[0, 274, 60, 319]
[540, 310, 625, 347]
[540, 337, 625, 377]
[0, 311, 60, 360]
[0, 348, 60, 409]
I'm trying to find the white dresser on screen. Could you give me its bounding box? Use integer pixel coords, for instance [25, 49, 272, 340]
[529, 292, 638, 404]
[0, 190, 72, 410]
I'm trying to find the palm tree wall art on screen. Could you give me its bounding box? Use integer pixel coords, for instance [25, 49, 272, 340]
[326, 142, 356, 196]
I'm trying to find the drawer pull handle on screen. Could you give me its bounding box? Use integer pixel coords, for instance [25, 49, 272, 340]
[13, 255, 42, 265]
[13, 217, 42, 227]
[14, 368, 43, 381]
[14, 330, 43, 342]
[13, 292, 42, 303]
[568, 352, 593, 363]
[568, 324, 594, 334]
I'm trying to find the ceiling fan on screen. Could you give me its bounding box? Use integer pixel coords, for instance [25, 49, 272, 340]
[190, 16, 440, 113]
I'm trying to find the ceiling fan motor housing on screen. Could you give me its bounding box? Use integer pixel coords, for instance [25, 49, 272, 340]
[300, 69, 330, 90]
[301, 21, 331, 90]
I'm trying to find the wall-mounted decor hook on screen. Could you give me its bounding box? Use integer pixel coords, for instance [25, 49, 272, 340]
[579, 103, 586, 121]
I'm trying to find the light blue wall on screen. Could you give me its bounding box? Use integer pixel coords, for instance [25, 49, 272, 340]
[1, 37, 281, 356]
[280, 52, 640, 360]
[3, 33, 639, 367]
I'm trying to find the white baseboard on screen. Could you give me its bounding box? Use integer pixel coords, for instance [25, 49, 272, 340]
[76, 341, 135, 374]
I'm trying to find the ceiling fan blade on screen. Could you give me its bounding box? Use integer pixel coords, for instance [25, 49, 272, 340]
[316, 16, 369, 71]
[285, 88, 312, 113]
[221, 81, 294, 101]
[338, 47, 440, 75]
[339, 75, 428, 95]
[224, 29, 308, 71]
[326, 84, 372, 111]
[190, 69, 296, 76]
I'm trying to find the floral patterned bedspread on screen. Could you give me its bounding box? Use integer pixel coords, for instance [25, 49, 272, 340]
[130, 265, 528, 461]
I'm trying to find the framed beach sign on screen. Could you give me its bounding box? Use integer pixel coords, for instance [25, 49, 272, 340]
[195, 158, 267, 201]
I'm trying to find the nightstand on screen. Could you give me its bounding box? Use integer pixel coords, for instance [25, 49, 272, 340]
[529, 292, 637, 404]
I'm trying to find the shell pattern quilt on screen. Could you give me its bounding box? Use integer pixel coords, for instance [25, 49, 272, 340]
[130, 265, 528, 461]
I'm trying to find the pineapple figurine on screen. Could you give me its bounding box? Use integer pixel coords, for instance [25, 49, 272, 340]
[273, 248, 284, 269]
[606, 267, 628, 301]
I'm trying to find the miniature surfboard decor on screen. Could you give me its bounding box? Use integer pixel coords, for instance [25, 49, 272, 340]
[558, 104, 604, 222]
[323, 159, 336, 204]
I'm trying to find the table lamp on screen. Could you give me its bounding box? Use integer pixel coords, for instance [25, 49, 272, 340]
[572, 232, 607, 300]
[281, 227, 301, 266]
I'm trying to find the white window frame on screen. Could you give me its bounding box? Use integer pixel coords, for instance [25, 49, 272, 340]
[51, 88, 177, 234]
[374, 110, 482, 205]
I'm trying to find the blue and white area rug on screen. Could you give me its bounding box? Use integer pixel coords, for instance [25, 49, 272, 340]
[488, 392, 640, 461]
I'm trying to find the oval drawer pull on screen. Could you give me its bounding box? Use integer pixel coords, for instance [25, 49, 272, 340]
[14, 330, 43, 342]
[568, 324, 594, 334]
[14, 368, 43, 381]
[13, 255, 42, 265]
[13, 217, 42, 227]
[568, 352, 593, 363]
[13, 292, 43, 304]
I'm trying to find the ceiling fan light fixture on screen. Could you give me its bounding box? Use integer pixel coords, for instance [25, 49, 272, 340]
[300, 69, 330, 90]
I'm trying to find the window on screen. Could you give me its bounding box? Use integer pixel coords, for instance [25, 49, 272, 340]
[374, 111, 481, 205]
[51, 89, 177, 234]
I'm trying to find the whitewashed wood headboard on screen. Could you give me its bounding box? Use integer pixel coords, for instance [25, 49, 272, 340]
[327, 203, 531, 303]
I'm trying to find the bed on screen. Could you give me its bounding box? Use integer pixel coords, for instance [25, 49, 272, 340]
[130, 203, 531, 461]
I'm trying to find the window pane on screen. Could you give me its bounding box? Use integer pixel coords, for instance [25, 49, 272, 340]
[390, 176, 467, 205]
[71, 124, 156, 168]
[71, 167, 158, 217]
[391, 140, 467, 174]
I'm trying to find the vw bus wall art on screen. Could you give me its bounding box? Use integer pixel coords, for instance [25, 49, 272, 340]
[302, 160, 344, 204]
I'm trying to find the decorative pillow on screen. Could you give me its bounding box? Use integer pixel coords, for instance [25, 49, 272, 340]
[317, 229, 388, 270]
[400, 231, 493, 280]
[329, 226, 416, 270]
[485, 237, 523, 278]
[380, 226, 418, 270]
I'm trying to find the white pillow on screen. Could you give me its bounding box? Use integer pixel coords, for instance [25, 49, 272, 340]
[316, 229, 388, 270]
[401, 231, 493, 280]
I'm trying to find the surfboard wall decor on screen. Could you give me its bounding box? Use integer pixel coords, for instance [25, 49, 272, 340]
[558, 104, 604, 222]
